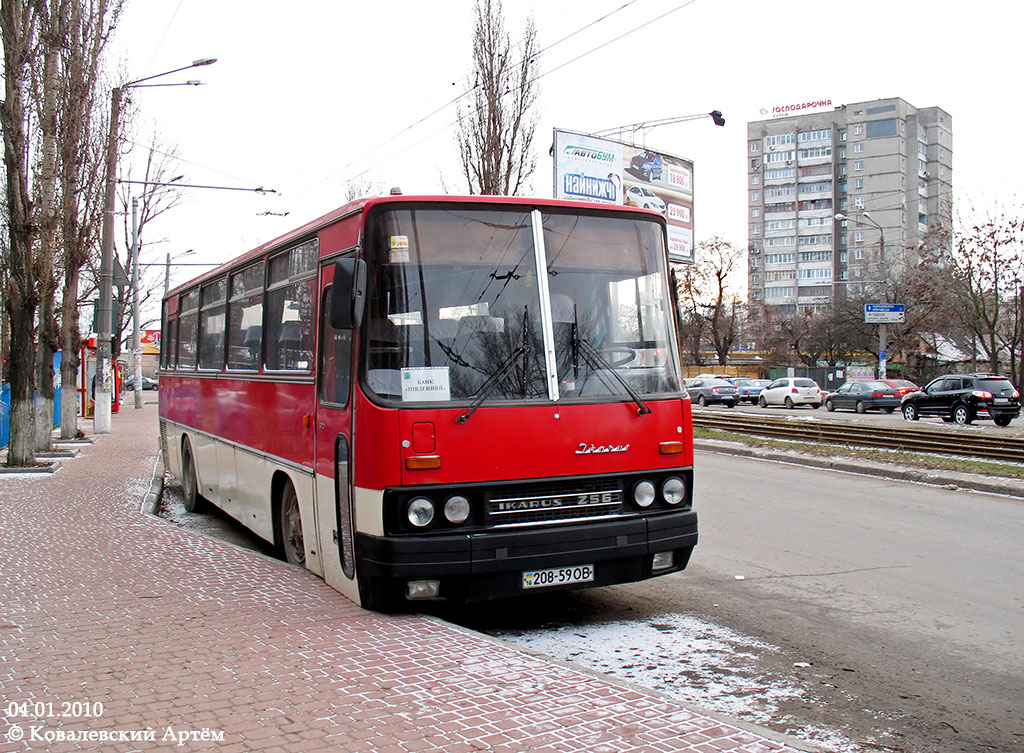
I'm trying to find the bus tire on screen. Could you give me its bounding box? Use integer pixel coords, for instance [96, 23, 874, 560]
[277, 481, 305, 567]
[181, 438, 206, 513]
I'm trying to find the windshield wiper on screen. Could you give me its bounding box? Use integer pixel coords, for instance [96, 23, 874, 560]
[456, 308, 532, 424]
[576, 335, 652, 416]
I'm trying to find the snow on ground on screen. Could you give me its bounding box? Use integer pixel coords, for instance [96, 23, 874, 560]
[499, 612, 865, 753]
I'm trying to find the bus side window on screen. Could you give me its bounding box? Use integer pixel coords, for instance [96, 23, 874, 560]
[320, 287, 352, 405]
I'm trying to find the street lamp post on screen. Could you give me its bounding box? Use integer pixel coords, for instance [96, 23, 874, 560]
[836, 211, 889, 378]
[165, 249, 195, 294]
[94, 57, 216, 434]
[592, 110, 725, 141]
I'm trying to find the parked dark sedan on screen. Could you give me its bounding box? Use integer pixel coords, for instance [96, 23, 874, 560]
[684, 377, 738, 407]
[824, 380, 900, 413]
[901, 373, 1021, 426]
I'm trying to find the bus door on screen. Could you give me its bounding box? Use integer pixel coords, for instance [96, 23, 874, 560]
[314, 262, 359, 602]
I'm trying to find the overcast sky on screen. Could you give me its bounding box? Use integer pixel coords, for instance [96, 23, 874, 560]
[111, 0, 1024, 305]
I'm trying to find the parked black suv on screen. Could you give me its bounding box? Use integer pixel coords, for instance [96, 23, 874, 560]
[900, 373, 1021, 426]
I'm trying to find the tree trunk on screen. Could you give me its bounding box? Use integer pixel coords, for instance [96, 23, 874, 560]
[34, 41, 60, 452]
[34, 300, 57, 450]
[60, 267, 82, 438]
[2, 0, 40, 467]
[5, 284, 37, 466]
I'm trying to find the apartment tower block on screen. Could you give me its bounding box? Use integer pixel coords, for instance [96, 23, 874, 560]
[746, 97, 952, 317]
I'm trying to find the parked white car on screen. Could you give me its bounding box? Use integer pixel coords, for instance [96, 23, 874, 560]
[758, 377, 823, 408]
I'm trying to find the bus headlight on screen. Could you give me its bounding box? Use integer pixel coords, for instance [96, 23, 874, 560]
[444, 495, 471, 524]
[407, 497, 435, 527]
[633, 480, 656, 508]
[662, 477, 685, 505]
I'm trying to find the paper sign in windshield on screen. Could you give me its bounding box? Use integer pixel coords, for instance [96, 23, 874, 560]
[401, 366, 450, 402]
[390, 235, 410, 263]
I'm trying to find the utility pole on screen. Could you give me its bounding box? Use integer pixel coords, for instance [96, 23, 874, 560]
[131, 197, 142, 408]
[93, 57, 216, 433]
[94, 85, 122, 433]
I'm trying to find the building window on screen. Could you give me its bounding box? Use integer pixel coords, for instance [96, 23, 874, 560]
[798, 146, 832, 160]
[854, 143, 864, 153]
[750, 191, 760, 201]
[854, 160, 864, 171]
[855, 248, 865, 260]
[751, 208, 761, 218]
[855, 232, 864, 244]
[750, 141, 760, 152]
[751, 157, 762, 168]
[855, 178, 864, 189]
[854, 124, 863, 135]
[839, 251, 847, 262]
[854, 196, 864, 208]
[840, 130, 847, 141]
[751, 224, 760, 235]
[751, 175, 761, 185]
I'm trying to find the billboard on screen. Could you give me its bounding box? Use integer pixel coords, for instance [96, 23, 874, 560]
[552, 128, 694, 263]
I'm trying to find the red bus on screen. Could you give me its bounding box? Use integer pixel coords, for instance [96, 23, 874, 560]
[158, 195, 697, 611]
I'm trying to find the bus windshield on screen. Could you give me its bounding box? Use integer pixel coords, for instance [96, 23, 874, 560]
[363, 205, 681, 405]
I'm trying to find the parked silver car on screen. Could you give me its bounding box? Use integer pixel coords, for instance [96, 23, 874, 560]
[685, 377, 739, 407]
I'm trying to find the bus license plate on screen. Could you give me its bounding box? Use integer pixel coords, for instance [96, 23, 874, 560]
[522, 564, 594, 590]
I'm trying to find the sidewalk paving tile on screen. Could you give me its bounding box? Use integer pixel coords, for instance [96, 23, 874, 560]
[0, 403, 810, 752]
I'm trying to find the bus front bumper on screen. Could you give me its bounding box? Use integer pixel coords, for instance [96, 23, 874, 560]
[355, 510, 697, 607]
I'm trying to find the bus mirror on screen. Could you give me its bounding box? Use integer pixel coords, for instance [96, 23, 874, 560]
[331, 258, 366, 330]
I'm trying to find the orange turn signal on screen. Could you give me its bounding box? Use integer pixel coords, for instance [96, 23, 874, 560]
[405, 455, 442, 470]
[659, 441, 684, 455]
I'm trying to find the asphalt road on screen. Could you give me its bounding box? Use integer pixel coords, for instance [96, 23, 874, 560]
[455, 451, 1024, 753]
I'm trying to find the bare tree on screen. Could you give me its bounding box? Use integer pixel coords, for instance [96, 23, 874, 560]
[112, 138, 182, 362]
[31, 0, 70, 451]
[344, 177, 384, 202]
[1, 0, 42, 466]
[949, 209, 1024, 374]
[455, 0, 538, 196]
[674, 262, 706, 366]
[674, 238, 743, 366]
[57, 0, 123, 439]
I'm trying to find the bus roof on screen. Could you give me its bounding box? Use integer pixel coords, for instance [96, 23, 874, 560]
[164, 194, 666, 299]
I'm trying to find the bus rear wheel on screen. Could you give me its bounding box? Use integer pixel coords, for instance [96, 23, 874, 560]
[278, 482, 305, 567]
[181, 438, 206, 513]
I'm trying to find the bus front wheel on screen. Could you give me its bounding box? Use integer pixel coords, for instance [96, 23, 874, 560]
[277, 481, 305, 567]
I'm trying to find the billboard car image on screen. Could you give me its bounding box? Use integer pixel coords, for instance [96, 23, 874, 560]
[553, 129, 694, 263]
